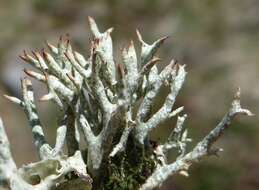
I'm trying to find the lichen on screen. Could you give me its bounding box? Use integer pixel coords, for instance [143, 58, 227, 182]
[0, 17, 253, 190]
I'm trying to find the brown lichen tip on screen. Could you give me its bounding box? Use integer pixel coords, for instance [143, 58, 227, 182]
[129, 40, 134, 49]
[66, 39, 70, 48]
[59, 35, 63, 42]
[42, 50, 47, 59]
[31, 50, 39, 60]
[24, 77, 32, 86]
[234, 87, 241, 100]
[64, 52, 70, 62]
[123, 40, 134, 53]
[170, 59, 177, 66]
[44, 39, 51, 46]
[93, 38, 100, 46]
[117, 63, 125, 79]
[136, 29, 144, 44]
[106, 27, 114, 34]
[39, 94, 53, 102]
[19, 50, 28, 61]
[43, 51, 54, 65]
[41, 70, 49, 81]
[159, 35, 170, 44]
[3, 94, 24, 106]
[23, 69, 32, 76]
[23, 69, 46, 82]
[3, 94, 17, 102]
[19, 54, 27, 62]
[66, 73, 75, 81]
[143, 57, 161, 72]
[88, 16, 95, 25]
[150, 56, 161, 64]
[66, 73, 80, 90]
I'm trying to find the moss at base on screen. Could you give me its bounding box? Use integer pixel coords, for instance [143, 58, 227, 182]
[103, 136, 156, 190]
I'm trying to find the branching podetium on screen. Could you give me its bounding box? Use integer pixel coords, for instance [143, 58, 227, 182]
[0, 17, 253, 190]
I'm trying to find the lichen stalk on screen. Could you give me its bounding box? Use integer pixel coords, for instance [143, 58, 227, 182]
[0, 17, 253, 190]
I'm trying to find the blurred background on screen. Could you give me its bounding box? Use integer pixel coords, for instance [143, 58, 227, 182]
[0, 0, 258, 189]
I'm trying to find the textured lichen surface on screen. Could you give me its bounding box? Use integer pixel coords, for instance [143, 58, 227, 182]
[0, 17, 253, 190]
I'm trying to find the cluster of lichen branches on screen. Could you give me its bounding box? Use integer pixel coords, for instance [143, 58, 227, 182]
[0, 17, 253, 190]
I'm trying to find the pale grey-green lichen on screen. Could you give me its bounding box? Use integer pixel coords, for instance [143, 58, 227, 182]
[0, 17, 253, 190]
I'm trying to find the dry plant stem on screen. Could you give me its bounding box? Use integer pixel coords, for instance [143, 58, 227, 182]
[0, 17, 253, 190]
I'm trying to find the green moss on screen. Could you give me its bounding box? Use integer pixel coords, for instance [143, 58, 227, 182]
[103, 136, 156, 190]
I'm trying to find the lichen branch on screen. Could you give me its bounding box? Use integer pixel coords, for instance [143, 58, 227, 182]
[140, 88, 253, 190]
[0, 17, 253, 190]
